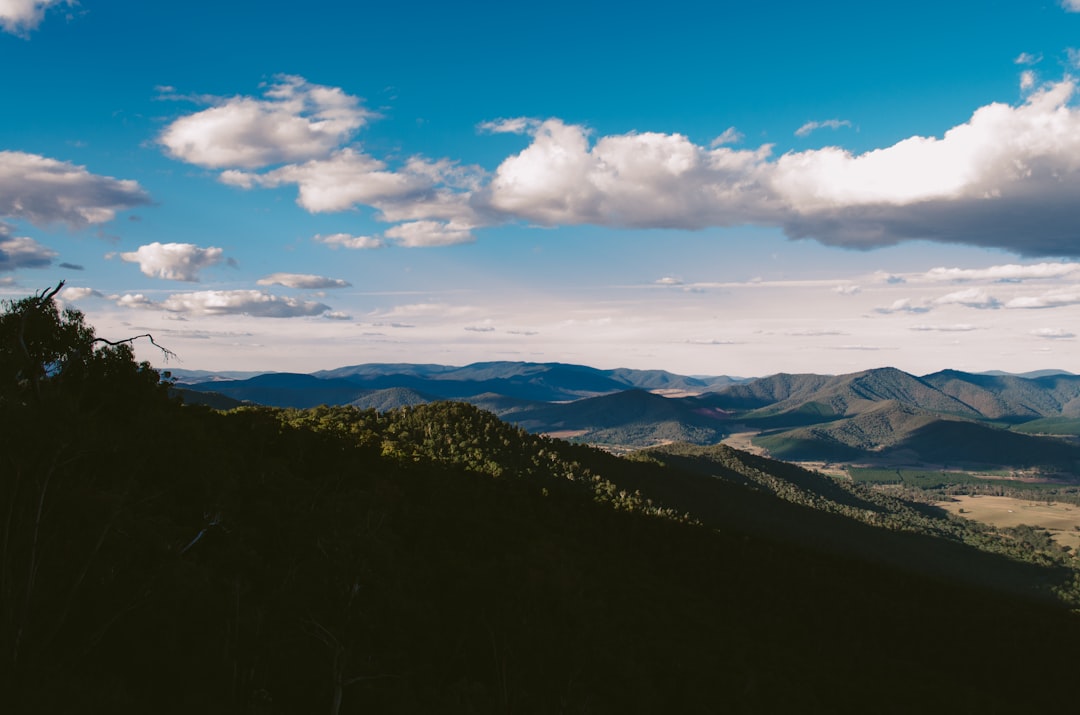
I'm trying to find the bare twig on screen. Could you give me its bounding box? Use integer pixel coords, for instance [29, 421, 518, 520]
[92, 334, 178, 363]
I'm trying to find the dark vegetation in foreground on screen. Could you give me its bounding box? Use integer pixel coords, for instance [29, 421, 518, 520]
[3, 287, 1080, 713]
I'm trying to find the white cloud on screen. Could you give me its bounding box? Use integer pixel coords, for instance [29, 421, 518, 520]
[384, 220, 474, 247]
[794, 119, 853, 138]
[158, 290, 330, 318]
[933, 288, 1001, 309]
[921, 262, 1080, 283]
[710, 127, 743, 147]
[0, 0, 68, 35]
[1031, 327, 1075, 338]
[0, 223, 55, 271]
[464, 325, 495, 332]
[159, 75, 373, 169]
[909, 324, 977, 332]
[833, 284, 860, 295]
[1015, 52, 1042, 66]
[0, 151, 150, 226]
[59, 285, 102, 301]
[875, 298, 932, 314]
[1062, 0, 1080, 12]
[786, 329, 847, 336]
[112, 293, 159, 309]
[656, 276, 683, 285]
[477, 117, 542, 135]
[119, 242, 224, 281]
[315, 233, 385, 250]
[223, 151, 481, 225]
[484, 118, 776, 228]
[257, 272, 351, 289]
[168, 76, 1080, 257]
[1020, 70, 1037, 92]
[1004, 291, 1080, 309]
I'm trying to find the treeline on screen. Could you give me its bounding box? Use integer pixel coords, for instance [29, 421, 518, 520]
[3, 288, 1080, 713]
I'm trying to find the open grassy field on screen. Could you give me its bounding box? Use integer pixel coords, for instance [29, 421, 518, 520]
[937, 495, 1080, 551]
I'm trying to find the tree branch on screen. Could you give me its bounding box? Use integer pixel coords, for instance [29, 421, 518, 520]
[92, 334, 178, 363]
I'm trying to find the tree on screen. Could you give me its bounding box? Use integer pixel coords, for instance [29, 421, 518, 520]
[0, 281, 172, 410]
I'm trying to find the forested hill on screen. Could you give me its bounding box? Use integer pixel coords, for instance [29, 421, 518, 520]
[4, 288, 1080, 713]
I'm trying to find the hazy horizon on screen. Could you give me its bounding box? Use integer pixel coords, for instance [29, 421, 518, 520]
[4, 1, 1080, 377]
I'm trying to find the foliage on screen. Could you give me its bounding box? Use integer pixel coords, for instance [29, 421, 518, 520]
[4, 290, 1080, 713]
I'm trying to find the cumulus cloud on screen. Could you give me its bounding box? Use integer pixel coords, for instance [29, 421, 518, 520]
[167, 76, 1080, 256]
[0, 0, 69, 35]
[0, 223, 55, 271]
[484, 81, 1080, 256]
[794, 119, 853, 138]
[60, 285, 102, 301]
[1031, 327, 1075, 338]
[933, 288, 1001, 309]
[155, 290, 330, 317]
[384, 220, 474, 247]
[111, 293, 159, 309]
[0, 151, 150, 226]
[483, 118, 778, 228]
[119, 242, 225, 281]
[159, 75, 373, 169]
[315, 233, 385, 250]
[257, 272, 351, 289]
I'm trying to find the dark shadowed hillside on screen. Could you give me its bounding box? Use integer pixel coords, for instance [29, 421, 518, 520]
[6, 288, 1080, 713]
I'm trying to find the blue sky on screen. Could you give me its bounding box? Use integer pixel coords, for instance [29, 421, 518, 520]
[4, 0, 1080, 376]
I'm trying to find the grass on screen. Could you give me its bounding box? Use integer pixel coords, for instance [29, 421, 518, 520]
[848, 467, 1016, 489]
[938, 495, 1080, 551]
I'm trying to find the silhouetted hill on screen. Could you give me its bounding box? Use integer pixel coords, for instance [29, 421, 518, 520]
[184, 372, 368, 408]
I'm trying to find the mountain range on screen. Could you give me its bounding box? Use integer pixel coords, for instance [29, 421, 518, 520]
[175, 362, 1080, 469]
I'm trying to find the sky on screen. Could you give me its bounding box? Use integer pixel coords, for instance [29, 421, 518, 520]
[3, 0, 1080, 377]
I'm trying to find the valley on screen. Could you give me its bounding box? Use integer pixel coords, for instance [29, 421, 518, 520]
[938, 496, 1080, 550]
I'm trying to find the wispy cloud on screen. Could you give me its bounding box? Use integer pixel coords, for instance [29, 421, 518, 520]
[909, 324, 977, 332]
[315, 233, 385, 250]
[257, 273, 351, 289]
[710, 127, 743, 147]
[1031, 327, 1075, 338]
[794, 118, 853, 138]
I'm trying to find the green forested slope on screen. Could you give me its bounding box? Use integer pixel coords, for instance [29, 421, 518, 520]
[4, 288, 1080, 714]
